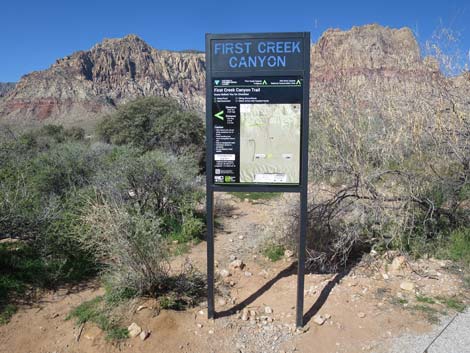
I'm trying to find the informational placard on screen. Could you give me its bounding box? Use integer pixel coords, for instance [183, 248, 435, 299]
[212, 77, 302, 184]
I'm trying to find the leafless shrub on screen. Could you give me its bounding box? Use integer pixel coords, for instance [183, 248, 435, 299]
[268, 29, 469, 271]
[79, 198, 170, 294]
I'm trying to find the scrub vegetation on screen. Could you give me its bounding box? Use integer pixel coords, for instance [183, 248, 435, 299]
[0, 97, 206, 325]
[267, 33, 470, 273]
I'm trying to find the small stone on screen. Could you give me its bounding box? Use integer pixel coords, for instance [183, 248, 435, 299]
[229, 254, 237, 261]
[218, 298, 227, 306]
[229, 259, 245, 270]
[219, 269, 231, 278]
[324, 313, 331, 319]
[264, 306, 273, 314]
[232, 215, 239, 219]
[244, 271, 253, 277]
[249, 310, 257, 318]
[136, 305, 147, 312]
[197, 323, 203, 328]
[382, 273, 389, 280]
[296, 325, 310, 334]
[357, 312, 366, 318]
[390, 256, 406, 272]
[306, 286, 316, 296]
[139, 330, 150, 341]
[400, 281, 415, 291]
[208, 329, 214, 334]
[128, 323, 142, 338]
[313, 315, 326, 325]
[238, 235, 244, 240]
[241, 309, 249, 321]
[83, 325, 101, 340]
[284, 249, 294, 258]
[229, 280, 236, 286]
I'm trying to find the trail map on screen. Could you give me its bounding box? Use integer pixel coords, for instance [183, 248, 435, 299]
[211, 76, 303, 184]
[239, 104, 300, 183]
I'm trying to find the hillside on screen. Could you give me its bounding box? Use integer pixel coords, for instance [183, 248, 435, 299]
[311, 25, 470, 119]
[0, 35, 205, 125]
[0, 24, 469, 125]
[0, 83, 16, 98]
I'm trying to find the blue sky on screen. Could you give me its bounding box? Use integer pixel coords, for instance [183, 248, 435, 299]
[1, 0, 468, 81]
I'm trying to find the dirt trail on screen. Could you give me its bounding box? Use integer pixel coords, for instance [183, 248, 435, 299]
[0, 193, 467, 353]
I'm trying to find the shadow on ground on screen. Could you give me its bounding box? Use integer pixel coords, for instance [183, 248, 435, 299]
[216, 261, 353, 324]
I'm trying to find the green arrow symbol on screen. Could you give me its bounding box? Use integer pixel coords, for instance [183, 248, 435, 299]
[214, 110, 224, 121]
[296, 79, 301, 85]
[262, 80, 267, 85]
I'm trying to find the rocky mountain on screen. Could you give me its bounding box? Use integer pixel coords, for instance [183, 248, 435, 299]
[0, 83, 16, 99]
[310, 24, 469, 118]
[0, 25, 468, 125]
[0, 35, 204, 124]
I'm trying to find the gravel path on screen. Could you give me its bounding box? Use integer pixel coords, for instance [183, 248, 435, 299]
[385, 309, 470, 353]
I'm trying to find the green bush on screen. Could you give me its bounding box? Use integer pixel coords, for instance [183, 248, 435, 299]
[97, 97, 204, 159]
[441, 227, 470, 265]
[263, 243, 285, 262]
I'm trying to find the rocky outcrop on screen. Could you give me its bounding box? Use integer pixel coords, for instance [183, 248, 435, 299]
[0, 35, 205, 123]
[310, 24, 469, 119]
[0, 83, 16, 98]
[0, 25, 468, 125]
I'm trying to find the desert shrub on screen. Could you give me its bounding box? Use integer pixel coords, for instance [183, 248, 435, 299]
[31, 142, 98, 195]
[79, 150, 204, 296]
[448, 228, 470, 264]
[79, 199, 205, 301]
[97, 97, 204, 160]
[80, 201, 170, 294]
[0, 134, 106, 319]
[91, 148, 203, 236]
[64, 126, 85, 140]
[263, 243, 285, 262]
[268, 66, 468, 272]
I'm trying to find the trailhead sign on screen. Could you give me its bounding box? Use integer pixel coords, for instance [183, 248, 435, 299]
[205, 32, 310, 327]
[208, 34, 307, 186]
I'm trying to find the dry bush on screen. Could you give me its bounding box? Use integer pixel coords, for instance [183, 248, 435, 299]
[79, 199, 171, 295]
[79, 198, 205, 304]
[268, 35, 469, 272]
[77, 148, 205, 300]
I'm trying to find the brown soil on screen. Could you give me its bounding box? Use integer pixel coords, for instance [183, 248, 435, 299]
[0, 193, 467, 353]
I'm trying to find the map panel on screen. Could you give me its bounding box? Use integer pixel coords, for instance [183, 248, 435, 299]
[239, 104, 300, 183]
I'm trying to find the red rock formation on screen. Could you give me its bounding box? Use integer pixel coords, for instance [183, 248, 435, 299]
[0, 25, 468, 125]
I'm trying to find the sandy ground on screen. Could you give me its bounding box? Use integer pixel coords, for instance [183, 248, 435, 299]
[0, 193, 468, 353]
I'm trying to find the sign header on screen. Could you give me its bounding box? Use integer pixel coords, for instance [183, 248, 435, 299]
[210, 34, 306, 72]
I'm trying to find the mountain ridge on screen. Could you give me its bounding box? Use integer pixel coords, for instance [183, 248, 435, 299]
[0, 25, 468, 126]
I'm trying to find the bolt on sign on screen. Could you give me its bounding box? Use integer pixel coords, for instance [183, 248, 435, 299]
[205, 32, 310, 327]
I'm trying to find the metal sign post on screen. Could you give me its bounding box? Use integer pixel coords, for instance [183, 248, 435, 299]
[205, 32, 310, 327]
